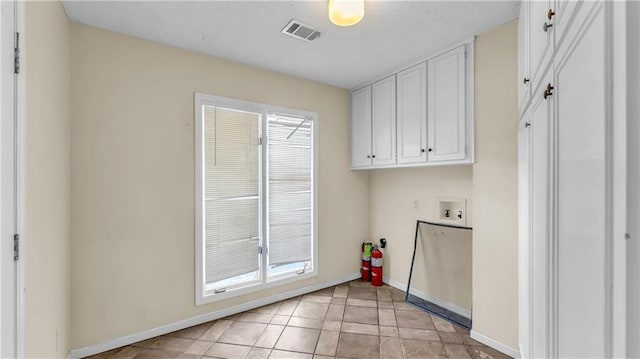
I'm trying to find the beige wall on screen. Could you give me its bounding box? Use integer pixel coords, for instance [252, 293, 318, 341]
[25, 1, 71, 357]
[472, 20, 519, 349]
[369, 166, 473, 310]
[69, 23, 368, 349]
[369, 21, 519, 350]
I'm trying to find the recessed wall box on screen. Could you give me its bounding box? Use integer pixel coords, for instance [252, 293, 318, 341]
[437, 197, 467, 226]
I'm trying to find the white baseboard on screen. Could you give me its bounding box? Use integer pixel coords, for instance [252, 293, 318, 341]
[470, 330, 521, 359]
[68, 272, 360, 359]
[383, 276, 472, 319]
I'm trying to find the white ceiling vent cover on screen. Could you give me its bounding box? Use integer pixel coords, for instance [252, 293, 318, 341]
[281, 19, 321, 42]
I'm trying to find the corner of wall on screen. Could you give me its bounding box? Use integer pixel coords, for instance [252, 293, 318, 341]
[24, 0, 72, 357]
[471, 20, 519, 351]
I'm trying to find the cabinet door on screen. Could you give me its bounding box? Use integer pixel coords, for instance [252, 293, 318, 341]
[517, 115, 532, 359]
[396, 62, 427, 164]
[350, 86, 372, 168]
[518, 0, 531, 113]
[554, 2, 608, 356]
[371, 75, 397, 166]
[427, 46, 466, 162]
[530, 0, 553, 90]
[553, 0, 581, 49]
[528, 76, 552, 359]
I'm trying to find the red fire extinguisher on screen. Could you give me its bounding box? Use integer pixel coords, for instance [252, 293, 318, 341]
[371, 245, 383, 287]
[361, 242, 372, 281]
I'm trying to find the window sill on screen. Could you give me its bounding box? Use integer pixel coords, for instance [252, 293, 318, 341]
[196, 270, 317, 306]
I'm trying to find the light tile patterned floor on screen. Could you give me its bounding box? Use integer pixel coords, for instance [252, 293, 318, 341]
[86, 281, 511, 359]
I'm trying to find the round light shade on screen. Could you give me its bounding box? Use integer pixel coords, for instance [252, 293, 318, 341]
[328, 0, 364, 27]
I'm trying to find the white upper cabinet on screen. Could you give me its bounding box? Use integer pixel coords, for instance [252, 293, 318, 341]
[427, 45, 466, 162]
[350, 86, 372, 168]
[518, 0, 531, 114]
[350, 41, 473, 170]
[371, 75, 397, 166]
[396, 62, 427, 164]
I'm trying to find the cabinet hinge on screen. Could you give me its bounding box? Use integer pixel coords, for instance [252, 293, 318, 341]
[13, 234, 19, 261]
[14, 32, 20, 74]
[259, 246, 268, 255]
[258, 137, 263, 145]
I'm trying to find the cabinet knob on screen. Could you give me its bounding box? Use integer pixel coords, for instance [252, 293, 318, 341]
[421, 148, 425, 153]
[547, 9, 556, 20]
[543, 22, 553, 32]
[543, 83, 554, 100]
[372, 155, 376, 158]
[367, 155, 371, 158]
[542, 83, 554, 100]
[523, 77, 530, 84]
[525, 122, 531, 128]
[428, 148, 433, 152]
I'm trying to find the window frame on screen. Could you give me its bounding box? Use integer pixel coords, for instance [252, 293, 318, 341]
[194, 92, 318, 306]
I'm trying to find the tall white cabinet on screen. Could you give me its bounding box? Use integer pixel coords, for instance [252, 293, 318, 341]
[350, 41, 474, 170]
[518, 1, 626, 357]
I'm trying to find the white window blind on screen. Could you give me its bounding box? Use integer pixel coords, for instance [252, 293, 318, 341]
[203, 105, 261, 285]
[267, 114, 312, 267]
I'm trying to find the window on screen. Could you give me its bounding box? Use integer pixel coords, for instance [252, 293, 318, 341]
[195, 93, 317, 304]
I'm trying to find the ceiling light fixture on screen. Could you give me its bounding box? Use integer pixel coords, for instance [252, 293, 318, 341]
[328, 0, 364, 27]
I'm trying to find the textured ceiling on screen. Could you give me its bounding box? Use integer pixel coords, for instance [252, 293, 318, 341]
[62, 1, 519, 89]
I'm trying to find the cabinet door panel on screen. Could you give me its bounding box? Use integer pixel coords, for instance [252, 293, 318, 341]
[529, 78, 552, 359]
[372, 76, 397, 166]
[518, 0, 531, 113]
[351, 86, 372, 168]
[397, 62, 427, 164]
[554, 3, 607, 357]
[427, 46, 466, 162]
[553, 0, 581, 49]
[518, 116, 532, 359]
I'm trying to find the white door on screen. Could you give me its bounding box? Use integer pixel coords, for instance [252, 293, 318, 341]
[371, 75, 396, 166]
[529, 73, 552, 359]
[1, 0, 18, 357]
[350, 86, 372, 168]
[396, 62, 427, 164]
[427, 46, 466, 162]
[553, 2, 609, 356]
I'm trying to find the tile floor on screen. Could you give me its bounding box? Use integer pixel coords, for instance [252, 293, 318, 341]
[87, 281, 511, 359]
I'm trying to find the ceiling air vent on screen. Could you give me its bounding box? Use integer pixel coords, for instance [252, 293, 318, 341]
[282, 19, 321, 42]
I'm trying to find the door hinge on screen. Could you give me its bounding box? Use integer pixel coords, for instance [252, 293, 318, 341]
[258, 137, 264, 145]
[13, 234, 19, 261]
[258, 246, 268, 255]
[14, 32, 20, 74]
